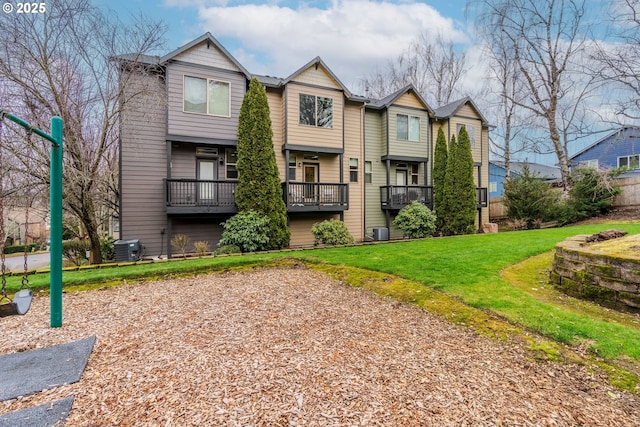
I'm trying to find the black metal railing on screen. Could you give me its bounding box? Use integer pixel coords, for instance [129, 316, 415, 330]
[380, 185, 433, 210]
[476, 187, 488, 208]
[284, 182, 348, 211]
[165, 179, 238, 211]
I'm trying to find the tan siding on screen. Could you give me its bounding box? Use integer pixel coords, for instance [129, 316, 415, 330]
[289, 215, 338, 246]
[343, 102, 365, 242]
[166, 63, 246, 139]
[286, 84, 343, 151]
[120, 71, 168, 256]
[294, 66, 341, 89]
[364, 110, 388, 235]
[266, 88, 286, 181]
[396, 92, 425, 109]
[172, 41, 239, 71]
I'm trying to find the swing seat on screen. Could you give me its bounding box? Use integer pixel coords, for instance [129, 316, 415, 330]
[0, 289, 32, 317]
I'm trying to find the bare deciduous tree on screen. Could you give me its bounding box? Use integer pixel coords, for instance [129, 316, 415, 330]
[359, 33, 468, 107]
[593, 0, 640, 121]
[0, 0, 166, 263]
[476, 0, 599, 192]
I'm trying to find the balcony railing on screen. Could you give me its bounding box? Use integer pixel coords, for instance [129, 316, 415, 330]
[284, 182, 349, 212]
[380, 185, 433, 210]
[165, 179, 238, 214]
[477, 187, 488, 208]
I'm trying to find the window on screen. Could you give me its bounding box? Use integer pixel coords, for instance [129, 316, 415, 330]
[457, 124, 476, 148]
[184, 76, 230, 116]
[579, 159, 599, 169]
[397, 114, 420, 141]
[619, 155, 639, 169]
[288, 156, 297, 180]
[299, 94, 333, 128]
[226, 149, 238, 179]
[411, 164, 419, 185]
[489, 182, 498, 193]
[364, 161, 372, 184]
[350, 158, 359, 182]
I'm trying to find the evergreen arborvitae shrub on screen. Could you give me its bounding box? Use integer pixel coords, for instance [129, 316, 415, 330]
[310, 219, 355, 246]
[449, 125, 478, 235]
[392, 201, 437, 238]
[235, 77, 290, 249]
[503, 164, 561, 227]
[219, 211, 270, 253]
[432, 126, 448, 232]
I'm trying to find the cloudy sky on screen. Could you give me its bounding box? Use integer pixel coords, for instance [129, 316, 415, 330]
[98, 0, 475, 92]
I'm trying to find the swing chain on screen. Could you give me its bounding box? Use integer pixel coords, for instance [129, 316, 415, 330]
[0, 112, 8, 300]
[21, 129, 33, 290]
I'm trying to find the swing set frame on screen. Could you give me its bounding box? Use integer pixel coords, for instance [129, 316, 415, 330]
[0, 109, 64, 327]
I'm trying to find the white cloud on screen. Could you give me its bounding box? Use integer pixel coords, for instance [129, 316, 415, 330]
[194, 0, 471, 91]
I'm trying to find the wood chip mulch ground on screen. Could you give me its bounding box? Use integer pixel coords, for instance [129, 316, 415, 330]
[1, 266, 639, 426]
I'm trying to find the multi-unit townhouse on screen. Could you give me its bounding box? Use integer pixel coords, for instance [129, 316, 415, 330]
[118, 33, 489, 257]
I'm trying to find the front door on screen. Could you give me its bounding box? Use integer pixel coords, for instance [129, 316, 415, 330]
[197, 159, 218, 203]
[304, 164, 319, 199]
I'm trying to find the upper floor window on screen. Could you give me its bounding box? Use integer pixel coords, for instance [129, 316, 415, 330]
[457, 123, 476, 148]
[299, 94, 333, 128]
[184, 76, 230, 117]
[226, 149, 238, 179]
[619, 155, 639, 169]
[364, 161, 372, 184]
[350, 158, 359, 182]
[397, 114, 420, 142]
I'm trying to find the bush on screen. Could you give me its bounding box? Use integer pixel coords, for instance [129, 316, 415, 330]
[100, 236, 115, 262]
[392, 201, 437, 238]
[3, 243, 38, 255]
[194, 241, 210, 257]
[171, 234, 191, 258]
[62, 239, 91, 266]
[566, 167, 621, 223]
[311, 219, 355, 246]
[503, 164, 561, 227]
[214, 244, 241, 255]
[218, 211, 271, 253]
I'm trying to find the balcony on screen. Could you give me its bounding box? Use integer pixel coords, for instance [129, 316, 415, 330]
[284, 182, 349, 212]
[477, 187, 488, 208]
[165, 179, 238, 214]
[381, 186, 433, 210]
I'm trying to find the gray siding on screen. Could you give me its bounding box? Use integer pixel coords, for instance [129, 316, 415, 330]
[120, 71, 168, 257]
[171, 218, 224, 253]
[166, 63, 246, 141]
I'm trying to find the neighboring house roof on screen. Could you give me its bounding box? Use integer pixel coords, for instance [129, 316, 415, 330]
[433, 96, 489, 126]
[491, 160, 562, 182]
[570, 126, 640, 160]
[366, 84, 433, 114]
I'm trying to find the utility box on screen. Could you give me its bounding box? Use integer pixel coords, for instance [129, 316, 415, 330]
[372, 228, 389, 241]
[114, 239, 141, 262]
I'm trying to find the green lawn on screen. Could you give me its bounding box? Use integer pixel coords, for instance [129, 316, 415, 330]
[4, 222, 640, 385]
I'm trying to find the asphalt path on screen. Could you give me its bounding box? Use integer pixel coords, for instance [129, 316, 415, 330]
[1, 252, 50, 271]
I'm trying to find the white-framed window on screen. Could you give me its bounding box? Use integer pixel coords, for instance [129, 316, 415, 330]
[457, 123, 476, 148]
[411, 164, 419, 185]
[299, 94, 333, 128]
[618, 155, 640, 169]
[578, 159, 599, 169]
[349, 158, 359, 182]
[397, 114, 420, 142]
[225, 149, 238, 179]
[184, 76, 230, 117]
[489, 182, 498, 193]
[364, 161, 372, 184]
[288, 156, 297, 180]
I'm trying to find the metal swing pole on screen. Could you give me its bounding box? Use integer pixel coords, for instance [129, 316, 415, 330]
[0, 109, 63, 327]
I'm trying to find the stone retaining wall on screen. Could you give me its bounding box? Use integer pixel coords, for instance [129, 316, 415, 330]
[550, 235, 640, 313]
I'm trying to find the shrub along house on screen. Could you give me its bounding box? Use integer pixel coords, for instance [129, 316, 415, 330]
[117, 33, 490, 257]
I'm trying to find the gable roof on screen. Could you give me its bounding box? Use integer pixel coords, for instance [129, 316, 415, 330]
[255, 57, 367, 102]
[570, 126, 640, 160]
[366, 84, 433, 113]
[159, 32, 252, 79]
[433, 96, 489, 126]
